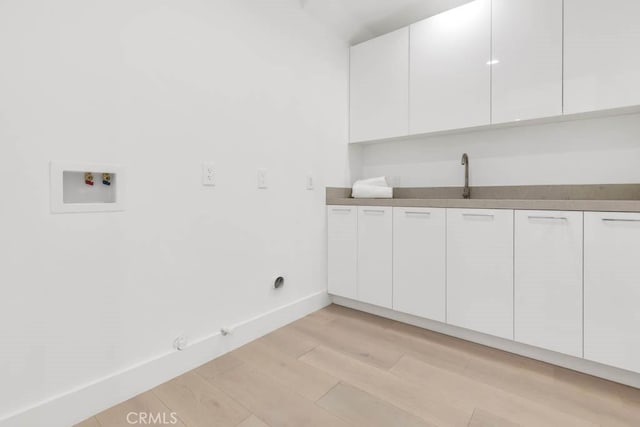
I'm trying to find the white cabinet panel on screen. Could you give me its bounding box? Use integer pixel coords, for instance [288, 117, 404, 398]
[564, 0, 640, 114]
[350, 28, 409, 142]
[584, 212, 640, 373]
[492, 0, 562, 123]
[515, 210, 583, 357]
[410, 0, 491, 134]
[327, 206, 357, 299]
[447, 208, 514, 339]
[393, 207, 446, 321]
[358, 206, 393, 308]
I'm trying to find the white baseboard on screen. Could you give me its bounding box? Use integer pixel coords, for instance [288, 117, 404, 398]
[0, 291, 331, 427]
[332, 296, 640, 389]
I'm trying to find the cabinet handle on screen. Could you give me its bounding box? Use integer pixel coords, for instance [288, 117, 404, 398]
[528, 216, 568, 221]
[405, 211, 431, 216]
[331, 208, 351, 212]
[363, 209, 385, 214]
[602, 218, 640, 223]
[462, 213, 494, 218]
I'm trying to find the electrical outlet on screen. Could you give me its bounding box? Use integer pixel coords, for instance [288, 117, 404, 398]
[306, 174, 314, 190]
[257, 168, 268, 189]
[173, 336, 188, 351]
[202, 163, 216, 186]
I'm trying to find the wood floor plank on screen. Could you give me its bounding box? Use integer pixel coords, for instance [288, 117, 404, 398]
[236, 414, 270, 427]
[73, 417, 101, 427]
[260, 324, 318, 358]
[153, 371, 249, 427]
[95, 391, 187, 427]
[300, 345, 473, 427]
[553, 365, 640, 405]
[211, 363, 349, 427]
[391, 355, 597, 427]
[292, 316, 403, 370]
[468, 409, 520, 427]
[317, 382, 436, 427]
[233, 337, 339, 401]
[195, 352, 244, 382]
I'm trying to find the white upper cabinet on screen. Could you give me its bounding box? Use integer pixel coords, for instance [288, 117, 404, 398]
[447, 208, 514, 340]
[327, 206, 358, 299]
[349, 28, 409, 142]
[491, 0, 562, 123]
[514, 211, 583, 358]
[393, 207, 446, 322]
[584, 212, 640, 373]
[357, 206, 393, 308]
[410, 0, 491, 134]
[564, 0, 640, 114]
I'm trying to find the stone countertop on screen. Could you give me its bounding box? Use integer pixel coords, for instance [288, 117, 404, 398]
[326, 185, 640, 213]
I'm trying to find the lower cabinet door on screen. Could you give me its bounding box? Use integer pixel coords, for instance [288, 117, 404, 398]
[393, 207, 446, 321]
[584, 211, 640, 373]
[327, 206, 357, 299]
[447, 209, 514, 339]
[358, 206, 393, 308]
[515, 210, 583, 357]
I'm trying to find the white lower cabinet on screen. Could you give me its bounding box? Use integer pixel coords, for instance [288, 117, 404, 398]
[447, 209, 514, 339]
[584, 212, 640, 373]
[515, 211, 583, 357]
[393, 207, 446, 321]
[327, 206, 357, 299]
[328, 204, 640, 376]
[357, 206, 393, 308]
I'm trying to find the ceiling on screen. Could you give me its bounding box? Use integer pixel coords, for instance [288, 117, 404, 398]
[300, 0, 473, 44]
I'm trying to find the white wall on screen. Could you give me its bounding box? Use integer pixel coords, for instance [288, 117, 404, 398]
[0, 0, 353, 422]
[360, 112, 640, 187]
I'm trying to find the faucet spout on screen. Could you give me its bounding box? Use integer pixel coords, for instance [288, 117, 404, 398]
[461, 153, 470, 199]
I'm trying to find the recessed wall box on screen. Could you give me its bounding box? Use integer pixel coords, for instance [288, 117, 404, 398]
[50, 162, 125, 213]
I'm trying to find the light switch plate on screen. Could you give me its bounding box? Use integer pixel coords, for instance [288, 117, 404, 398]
[202, 163, 216, 186]
[257, 168, 268, 189]
[306, 174, 314, 190]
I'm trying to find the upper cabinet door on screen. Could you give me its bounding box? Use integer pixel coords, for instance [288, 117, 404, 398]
[564, 0, 640, 114]
[410, 0, 491, 134]
[349, 28, 409, 143]
[492, 0, 562, 123]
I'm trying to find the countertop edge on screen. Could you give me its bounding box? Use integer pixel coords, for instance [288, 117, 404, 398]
[325, 197, 640, 212]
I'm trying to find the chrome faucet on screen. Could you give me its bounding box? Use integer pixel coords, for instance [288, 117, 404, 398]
[461, 153, 470, 199]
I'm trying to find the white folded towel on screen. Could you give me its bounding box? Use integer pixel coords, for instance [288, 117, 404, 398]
[352, 176, 393, 199]
[353, 176, 389, 187]
[352, 185, 393, 199]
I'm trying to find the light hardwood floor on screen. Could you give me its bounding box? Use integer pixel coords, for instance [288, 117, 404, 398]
[76, 305, 640, 427]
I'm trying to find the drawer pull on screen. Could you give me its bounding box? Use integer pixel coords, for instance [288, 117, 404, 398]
[528, 216, 568, 221]
[405, 211, 431, 216]
[602, 218, 640, 223]
[363, 209, 385, 214]
[331, 208, 351, 212]
[462, 213, 494, 218]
